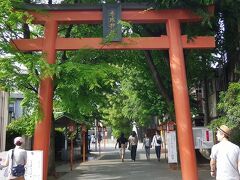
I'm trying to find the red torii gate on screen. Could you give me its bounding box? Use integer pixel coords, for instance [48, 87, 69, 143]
[12, 4, 215, 180]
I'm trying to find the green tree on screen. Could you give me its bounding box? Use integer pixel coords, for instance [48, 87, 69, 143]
[3, 0, 240, 175]
[0, 0, 219, 134]
[209, 83, 240, 145]
[210, 83, 240, 128]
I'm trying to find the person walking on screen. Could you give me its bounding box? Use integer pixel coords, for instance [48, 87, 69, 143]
[210, 125, 240, 180]
[97, 132, 103, 152]
[1, 137, 27, 180]
[142, 133, 151, 160]
[91, 133, 96, 144]
[128, 131, 138, 162]
[87, 134, 91, 151]
[151, 130, 162, 161]
[115, 133, 128, 162]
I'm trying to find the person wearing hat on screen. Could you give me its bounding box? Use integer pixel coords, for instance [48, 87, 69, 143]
[210, 125, 240, 180]
[1, 137, 27, 180]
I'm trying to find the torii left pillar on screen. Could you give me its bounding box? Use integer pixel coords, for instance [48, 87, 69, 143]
[33, 20, 58, 180]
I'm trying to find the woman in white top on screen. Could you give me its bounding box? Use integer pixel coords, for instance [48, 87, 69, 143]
[91, 133, 96, 144]
[151, 130, 162, 161]
[2, 137, 27, 180]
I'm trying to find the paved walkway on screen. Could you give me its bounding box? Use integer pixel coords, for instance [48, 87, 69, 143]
[56, 141, 214, 180]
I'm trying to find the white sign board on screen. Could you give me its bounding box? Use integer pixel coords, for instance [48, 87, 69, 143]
[0, 150, 43, 180]
[0, 152, 8, 178]
[192, 127, 214, 149]
[167, 131, 178, 163]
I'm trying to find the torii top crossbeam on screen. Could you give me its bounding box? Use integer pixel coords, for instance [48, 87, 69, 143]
[12, 3, 215, 180]
[13, 3, 214, 51]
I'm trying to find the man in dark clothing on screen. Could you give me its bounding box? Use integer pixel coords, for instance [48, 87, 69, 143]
[115, 133, 128, 162]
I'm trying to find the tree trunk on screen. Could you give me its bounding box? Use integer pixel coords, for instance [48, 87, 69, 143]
[144, 50, 174, 118]
[202, 78, 209, 126]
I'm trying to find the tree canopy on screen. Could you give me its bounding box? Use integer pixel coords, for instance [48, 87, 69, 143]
[1, 0, 239, 136]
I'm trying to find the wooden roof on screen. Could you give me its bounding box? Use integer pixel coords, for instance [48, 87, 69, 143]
[55, 115, 80, 127]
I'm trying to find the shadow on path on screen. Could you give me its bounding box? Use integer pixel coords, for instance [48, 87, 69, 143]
[56, 145, 213, 180]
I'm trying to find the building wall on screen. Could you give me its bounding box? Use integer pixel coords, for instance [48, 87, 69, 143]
[0, 91, 9, 151]
[9, 92, 24, 121]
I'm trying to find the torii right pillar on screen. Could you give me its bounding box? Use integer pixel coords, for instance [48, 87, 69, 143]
[167, 19, 198, 179]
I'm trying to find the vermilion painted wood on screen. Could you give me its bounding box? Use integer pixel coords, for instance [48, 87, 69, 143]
[12, 36, 215, 51]
[32, 20, 58, 180]
[167, 19, 198, 180]
[29, 9, 203, 24]
[13, 5, 215, 180]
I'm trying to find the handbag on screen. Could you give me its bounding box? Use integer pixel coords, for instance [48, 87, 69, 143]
[157, 139, 162, 144]
[11, 165, 25, 177]
[11, 149, 25, 177]
[128, 144, 132, 151]
[156, 136, 162, 144]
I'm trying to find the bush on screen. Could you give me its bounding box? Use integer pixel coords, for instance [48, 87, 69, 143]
[210, 83, 240, 128]
[209, 82, 240, 144]
[7, 116, 35, 136]
[5, 129, 21, 150]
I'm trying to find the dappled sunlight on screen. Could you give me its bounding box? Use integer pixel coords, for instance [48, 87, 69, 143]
[56, 143, 212, 180]
[170, 53, 188, 92]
